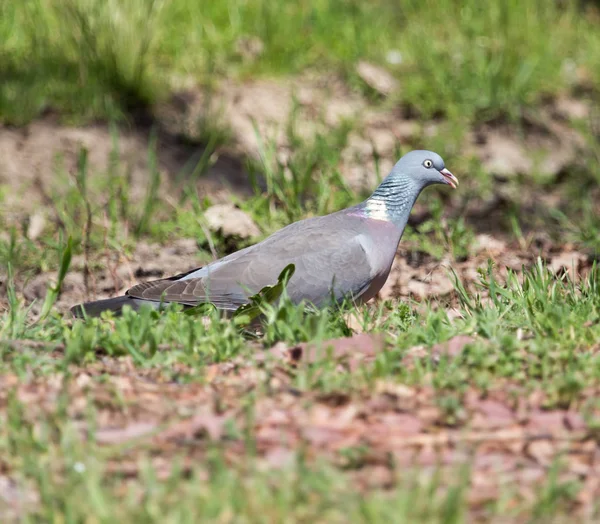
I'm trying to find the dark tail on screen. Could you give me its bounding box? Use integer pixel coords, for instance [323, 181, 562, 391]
[70, 295, 142, 318]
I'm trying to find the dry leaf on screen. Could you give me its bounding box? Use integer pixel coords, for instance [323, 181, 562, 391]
[431, 335, 476, 359]
[356, 61, 398, 96]
[286, 333, 386, 371]
[204, 204, 260, 239]
[95, 422, 158, 445]
[158, 412, 227, 442]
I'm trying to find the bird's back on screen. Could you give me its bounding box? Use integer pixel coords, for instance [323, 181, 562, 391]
[128, 208, 398, 309]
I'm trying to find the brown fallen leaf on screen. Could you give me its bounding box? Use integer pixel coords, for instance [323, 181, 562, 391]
[0, 474, 40, 519]
[261, 446, 296, 469]
[370, 413, 423, 438]
[301, 425, 359, 450]
[554, 96, 590, 121]
[549, 251, 586, 275]
[526, 439, 555, 466]
[431, 335, 477, 360]
[285, 333, 386, 371]
[471, 399, 516, 430]
[526, 410, 568, 435]
[469, 472, 501, 507]
[473, 120, 581, 179]
[476, 131, 532, 177]
[95, 421, 158, 445]
[576, 470, 600, 507]
[204, 364, 221, 383]
[354, 465, 394, 490]
[474, 451, 518, 474]
[474, 234, 507, 255]
[564, 411, 587, 432]
[157, 412, 227, 442]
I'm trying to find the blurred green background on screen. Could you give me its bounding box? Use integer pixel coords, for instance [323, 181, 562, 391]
[2, 0, 599, 122]
[2, 0, 599, 270]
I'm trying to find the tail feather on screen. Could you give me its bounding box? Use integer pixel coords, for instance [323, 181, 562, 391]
[70, 295, 146, 318]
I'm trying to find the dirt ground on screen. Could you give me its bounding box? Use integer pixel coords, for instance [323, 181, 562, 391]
[2, 75, 600, 520]
[1, 75, 592, 209]
[3, 332, 599, 520]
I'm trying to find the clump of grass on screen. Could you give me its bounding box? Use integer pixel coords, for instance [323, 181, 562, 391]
[39, 235, 73, 321]
[133, 131, 163, 236]
[404, 198, 476, 262]
[57, 0, 165, 108]
[6, 0, 598, 124]
[395, 0, 592, 122]
[247, 110, 357, 230]
[0, 0, 166, 122]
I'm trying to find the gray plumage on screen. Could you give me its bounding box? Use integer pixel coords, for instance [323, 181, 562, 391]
[71, 150, 458, 318]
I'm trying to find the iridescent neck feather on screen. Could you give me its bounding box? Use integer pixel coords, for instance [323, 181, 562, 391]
[361, 175, 420, 229]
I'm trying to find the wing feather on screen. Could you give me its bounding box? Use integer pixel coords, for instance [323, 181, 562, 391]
[127, 212, 375, 310]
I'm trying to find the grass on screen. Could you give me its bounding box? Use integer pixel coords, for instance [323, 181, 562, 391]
[1, 245, 598, 520]
[1, 0, 600, 124]
[0, 124, 597, 518]
[1, 395, 474, 524]
[4, 256, 599, 398]
[2, 0, 600, 520]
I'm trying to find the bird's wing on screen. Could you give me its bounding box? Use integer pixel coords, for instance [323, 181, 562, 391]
[127, 214, 375, 310]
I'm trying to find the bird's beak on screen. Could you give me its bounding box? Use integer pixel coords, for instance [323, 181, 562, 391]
[440, 168, 459, 189]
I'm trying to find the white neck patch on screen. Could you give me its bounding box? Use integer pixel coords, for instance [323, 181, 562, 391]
[365, 198, 390, 221]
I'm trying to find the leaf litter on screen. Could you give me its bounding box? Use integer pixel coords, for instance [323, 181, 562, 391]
[2, 217, 599, 520]
[2, 330, 600, 520]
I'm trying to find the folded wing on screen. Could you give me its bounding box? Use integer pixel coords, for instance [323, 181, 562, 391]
[127, 215, 374, 310]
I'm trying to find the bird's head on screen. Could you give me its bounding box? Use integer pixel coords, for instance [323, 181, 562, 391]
[391, 150, 458, 190]
[363, 149, 459, 224]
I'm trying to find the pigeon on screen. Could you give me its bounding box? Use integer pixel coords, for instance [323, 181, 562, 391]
[71, 150, 458, 317]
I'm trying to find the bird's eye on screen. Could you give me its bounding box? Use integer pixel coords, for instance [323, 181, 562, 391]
[423, 159, 433, 168]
